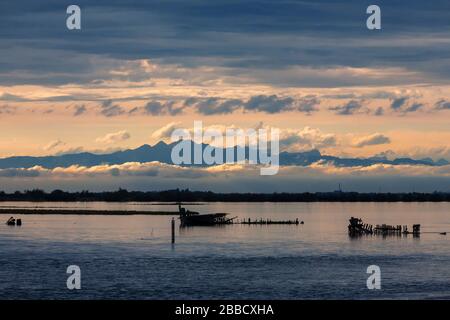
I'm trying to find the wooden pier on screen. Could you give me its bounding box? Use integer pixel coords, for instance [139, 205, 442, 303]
[348, 217, 373, 235]
[348, 217, 421, 237]
[177, 205, 303, 227]
[239, 218, 303, 225]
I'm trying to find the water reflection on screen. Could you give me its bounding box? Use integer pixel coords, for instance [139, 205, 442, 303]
[0, 202, 450, 299]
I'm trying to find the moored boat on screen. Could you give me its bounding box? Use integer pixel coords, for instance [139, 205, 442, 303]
[6, 217, 16, 226]
[178, 204, 235, 226]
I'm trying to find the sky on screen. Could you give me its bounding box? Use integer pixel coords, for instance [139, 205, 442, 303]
[0, 0, 449, 192]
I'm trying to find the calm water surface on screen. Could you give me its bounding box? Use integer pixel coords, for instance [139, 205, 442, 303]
[0, 202, 449, 299]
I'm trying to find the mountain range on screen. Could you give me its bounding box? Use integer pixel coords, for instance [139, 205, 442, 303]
[0, 141, 448, 169]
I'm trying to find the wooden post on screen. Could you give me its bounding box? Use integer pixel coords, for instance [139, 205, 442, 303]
[171, 218, 175, 244]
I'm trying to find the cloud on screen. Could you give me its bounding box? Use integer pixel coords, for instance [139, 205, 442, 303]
[404, 102, 423, 113]
[2, 1, 450, 88]
[296, 96, 320, 114]
[208, 95, 318, 115]
[150, 121, 274, 146]
[373, 149, 398, 160]
[374, 107, 384, 116]
[353, 133, 391, 148]
[388, 96, 426, 114]
[73, 104, 87, 116]
[143, 100, 183, 116]
[193, 98, 243, 115]
[390, 97, 409, 110]
[99, 100, 125, 117]
[329, 100, 366, 115]
[54, 147, 85, 156]
[394, 146, 450, 162]
[43, 139, 66, 151]
[1, 161, 449, 182]
[0, 93, 29, 102]
[243, 95, 294, 114]
[149, 122, 336, 151]
[435, 99, 450, 110]
[136, 95, 320, 116]
[151, 122, 183, 141]
[95, 130, 131, 144]
[279, 127, 337, 151]
[0, 167, 41, 177]
[0, 104, 16, 114]
[192, 95, 301, 115]
[30, 162, 210, 179]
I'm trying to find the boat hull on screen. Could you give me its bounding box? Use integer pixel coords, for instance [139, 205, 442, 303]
[180, 213, 230, 226]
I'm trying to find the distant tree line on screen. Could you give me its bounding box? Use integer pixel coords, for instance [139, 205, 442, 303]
[0, 189, 449, 202]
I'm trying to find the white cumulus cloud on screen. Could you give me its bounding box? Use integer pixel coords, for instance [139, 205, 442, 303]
[352, 133, 391, 148]
[96, 130, 131, 144]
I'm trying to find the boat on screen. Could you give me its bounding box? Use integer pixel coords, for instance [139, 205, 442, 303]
[178, 204, 236, 226]
[6, 217, 16, 226]
[5, 217, 22, 226]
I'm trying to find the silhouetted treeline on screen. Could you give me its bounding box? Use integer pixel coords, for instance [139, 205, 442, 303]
[0, 189, 449, 202]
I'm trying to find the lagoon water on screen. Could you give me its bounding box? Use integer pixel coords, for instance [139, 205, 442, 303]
[0, 202, 450, 299]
